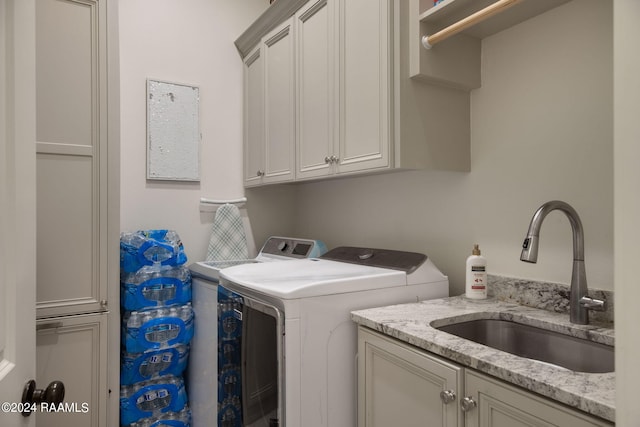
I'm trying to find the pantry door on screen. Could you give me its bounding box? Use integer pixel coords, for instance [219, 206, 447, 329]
[0, 0, 37, 426]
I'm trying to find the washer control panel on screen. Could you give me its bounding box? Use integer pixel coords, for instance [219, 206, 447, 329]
[260, 236, 327, 259]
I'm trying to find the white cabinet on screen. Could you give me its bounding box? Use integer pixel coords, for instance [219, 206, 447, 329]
[35, 0, 118, 425]
[244, 19, 296, 187]
[36, 0, 111, 319]
[243, 45, 265, 186]
[36, 314, 108, 427]
[358, 327, 613, 427]
[295, 0, 335, 179]
[358, 326, 462, 427]
[263, 18, 296, 184]
[239, 0, 471, 187]
[464, 370, 611, 427]
[297, 0, 392, 179]
[335, 0, 391, 175]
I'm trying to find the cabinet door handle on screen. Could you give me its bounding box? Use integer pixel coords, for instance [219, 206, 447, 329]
[460, 396, 477, 412]
[440, 390, 456, 404]
[36, 322, 63, 331]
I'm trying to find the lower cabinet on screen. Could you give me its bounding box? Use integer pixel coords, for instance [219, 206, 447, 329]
[36, 313, 107, 427]
[357, 326, 612, 427]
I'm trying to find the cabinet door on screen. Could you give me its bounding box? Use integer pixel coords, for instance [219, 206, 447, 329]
[337, 0, 391, 174]
[464, 370, 613, 427]
[243, 45, 265, 187]
[263, 18, 295, 184]
[35, 0, 108, 318]
[358, 327, 462, 427]
[36, 313, 107, 427]
[296, 0, 335, 180]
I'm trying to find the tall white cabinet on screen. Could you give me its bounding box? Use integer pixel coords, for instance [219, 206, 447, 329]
[35, 0, 119, 425]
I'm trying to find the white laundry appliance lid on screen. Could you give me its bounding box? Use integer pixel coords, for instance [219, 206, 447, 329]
[219, 246, 446, 299]
[220, 258, 406, 299]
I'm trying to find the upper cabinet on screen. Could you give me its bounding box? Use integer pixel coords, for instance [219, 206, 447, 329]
[238, 0, 472, 187]
[335, 0, 392, 175]
[243, 45, 264, 186]
[296, 0, 334, 180]
[243, 19, 296, 187]
[263, 18, 296, 184]
[296, 0, 392, 180]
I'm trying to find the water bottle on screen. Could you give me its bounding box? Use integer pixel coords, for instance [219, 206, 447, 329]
[179, 304, 192, 321]
[128, 312, 142, 328]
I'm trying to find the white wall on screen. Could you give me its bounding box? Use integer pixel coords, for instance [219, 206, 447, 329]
[282, 0, 613, 296]
[119, 0, 268, 260]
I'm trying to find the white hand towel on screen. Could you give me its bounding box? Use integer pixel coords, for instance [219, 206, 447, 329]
[206, 204, 249, 261]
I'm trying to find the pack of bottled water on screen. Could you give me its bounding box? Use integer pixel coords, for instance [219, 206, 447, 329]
[119, 376, 189, 426]
[217, 286, 243, 426]
[120, 230, 193, 427]
[121, 344, 190, 386]
[121, 265, 192, 311]
[218, 396, 242, 427]
[122, 406, 191, 427]
[120, 230, 188, 273]
[123, 303, 194, 354]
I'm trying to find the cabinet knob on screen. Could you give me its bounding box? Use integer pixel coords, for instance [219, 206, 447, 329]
[330, 155, 339, 164]
[324, 156, 332, 164]
[440, 390, 456, 404]
[256, 170, 265, 177]
[460, 396, 477, 412]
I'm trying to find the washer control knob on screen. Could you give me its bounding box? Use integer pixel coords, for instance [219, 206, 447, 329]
[277, 241, 289, 252]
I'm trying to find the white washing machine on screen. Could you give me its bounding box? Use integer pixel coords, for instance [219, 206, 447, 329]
[187, 236, 326, 427]
[219, 246, 449, 427]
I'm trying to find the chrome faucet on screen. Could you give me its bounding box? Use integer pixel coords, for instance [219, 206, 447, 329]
[520, 200, 605, 325]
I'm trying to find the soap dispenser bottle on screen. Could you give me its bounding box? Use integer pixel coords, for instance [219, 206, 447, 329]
[465, 244, 487, 299]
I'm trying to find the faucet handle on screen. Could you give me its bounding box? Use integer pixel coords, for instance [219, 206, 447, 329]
[579, 296, 607, 312]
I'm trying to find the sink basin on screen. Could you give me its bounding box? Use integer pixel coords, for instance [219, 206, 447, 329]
[435, 319, 614, 373]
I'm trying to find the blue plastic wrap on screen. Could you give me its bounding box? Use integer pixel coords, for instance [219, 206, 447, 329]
[121, 345, 189, 385]
[122, 304, 194, 354]
[121, 265, 192, 311]
[119, 377, 188, 426]
[120, 230, 188, 273]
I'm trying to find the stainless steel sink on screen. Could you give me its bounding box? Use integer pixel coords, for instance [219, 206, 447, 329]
[435, 319, 614, 373]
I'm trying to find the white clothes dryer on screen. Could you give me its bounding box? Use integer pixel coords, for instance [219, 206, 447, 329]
[219, 246, 449, 427]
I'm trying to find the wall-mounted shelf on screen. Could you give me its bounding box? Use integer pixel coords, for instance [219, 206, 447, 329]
[410, 0, 571, 89]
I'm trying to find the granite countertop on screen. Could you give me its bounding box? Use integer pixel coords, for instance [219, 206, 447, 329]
[351, 296, 615, 423]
